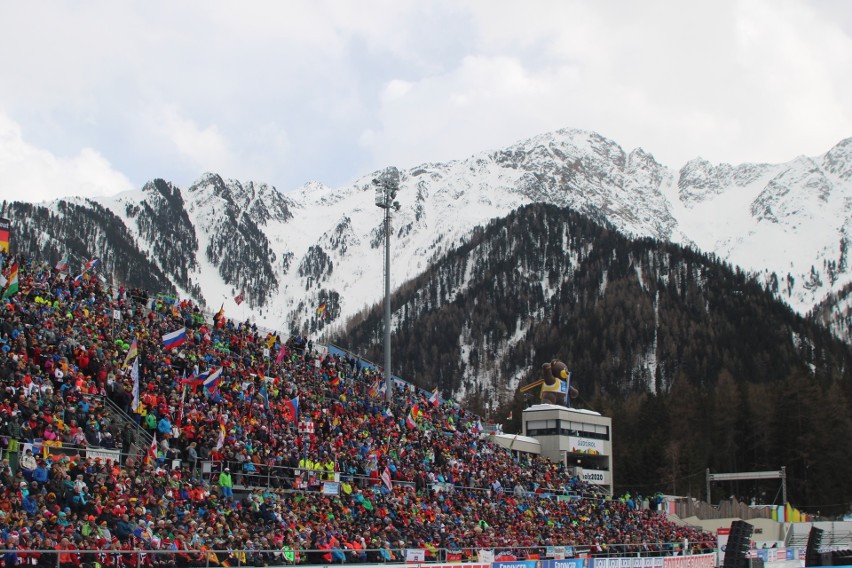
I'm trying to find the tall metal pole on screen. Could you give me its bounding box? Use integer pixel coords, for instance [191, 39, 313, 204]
[373, 167, 399, 404]
[384, 206, 392, 402]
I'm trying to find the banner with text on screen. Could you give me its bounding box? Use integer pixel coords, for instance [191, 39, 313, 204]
[568, 436, 604, 455]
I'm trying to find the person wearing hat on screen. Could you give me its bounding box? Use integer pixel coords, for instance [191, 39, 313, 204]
[19, 448, 37, 480]
[218, 467, 233, 502]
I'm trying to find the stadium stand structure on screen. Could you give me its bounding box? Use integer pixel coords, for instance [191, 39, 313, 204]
[0, 254, 715, 565]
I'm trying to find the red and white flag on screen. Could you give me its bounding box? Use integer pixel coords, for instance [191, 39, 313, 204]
[234, 290, 245, 305]
[381, 465, 393, 491]
[146, 434, 158, 465]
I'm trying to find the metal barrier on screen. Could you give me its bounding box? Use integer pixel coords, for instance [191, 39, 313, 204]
[0, 545, 718, 568]
[195, 458, 608, 502]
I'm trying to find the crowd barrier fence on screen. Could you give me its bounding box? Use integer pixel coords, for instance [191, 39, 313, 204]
[0, 548, 717, 568]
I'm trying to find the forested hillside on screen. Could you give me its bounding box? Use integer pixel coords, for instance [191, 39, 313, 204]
[337, 204, 852, 514]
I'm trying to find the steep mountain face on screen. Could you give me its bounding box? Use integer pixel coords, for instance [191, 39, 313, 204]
[338, 204, 852, 404]
[2, 128, 850, 344]
[337, 204, 852, 513]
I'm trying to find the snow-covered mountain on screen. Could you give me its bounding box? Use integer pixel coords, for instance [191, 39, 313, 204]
[6, 128, 851, 341]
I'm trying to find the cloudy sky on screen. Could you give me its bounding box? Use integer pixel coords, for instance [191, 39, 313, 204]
[1, 0, 850, 203]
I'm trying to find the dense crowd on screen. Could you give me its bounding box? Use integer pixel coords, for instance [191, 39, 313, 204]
[0, 254, 715, 566]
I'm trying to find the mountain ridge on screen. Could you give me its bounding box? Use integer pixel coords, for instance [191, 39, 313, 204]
[2, 127, 850, 343]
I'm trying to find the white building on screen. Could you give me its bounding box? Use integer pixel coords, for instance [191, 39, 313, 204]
[522, 403, 614, 495]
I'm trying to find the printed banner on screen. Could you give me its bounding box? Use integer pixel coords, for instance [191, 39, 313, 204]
[592, 557, 664, 568]
[577, 468, 611, 485]
[661, 554, 715, 568]
[322, 481, 340, 495]
[567, 436, 604, 454]
[0, 218, 9, 254]
[405, 549, 426, 562]
[716, 527, 730, 566]
[493, 561, 537, 568]
[545, 560, 586, 568]
[85, 448, 121, 463]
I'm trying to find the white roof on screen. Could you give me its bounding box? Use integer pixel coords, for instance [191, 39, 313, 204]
[523, 404, 601, 416]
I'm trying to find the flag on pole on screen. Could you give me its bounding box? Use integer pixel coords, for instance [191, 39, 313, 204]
[381, 465, 393, 491]
[429, 387, 440, 407]
[215, 421, 226, 451]
[72, 272, 85, 285]
[405, 411, 417, 430]
[2, 263, 19, 299]
[123, 338, 138, 369]
[146, 434, 158, 465]
[259, 382, 270, 410]
[213, 303, 225, 327]
[234, 290, 245, 305]
[368, 379, 381, 398]
[177, 375, 187, 428]
[564, 371, 573, 407]
[203, 367, 223, 393]
[283, 396, 299, 422]
[130, 358, 141, 413]
[316, 303, 327, 317]
[85, 257, 101, 271]
[162, 327, 187, 350]
[54, 255, 69, 273]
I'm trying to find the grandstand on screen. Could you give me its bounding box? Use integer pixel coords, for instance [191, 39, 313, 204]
[0, 254, 716, 566]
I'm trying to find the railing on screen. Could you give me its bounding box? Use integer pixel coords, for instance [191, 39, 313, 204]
[194, 458, 608, 502]
[0, 545, 718, 568]
[672, 497, 774, 521]
[785, 522, 852, 548]
[100, 391, 154, 450]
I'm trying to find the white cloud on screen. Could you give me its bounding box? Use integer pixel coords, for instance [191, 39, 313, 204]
[0, 0, 849, 199]
[155, 105, 235, 175]
[0, 112, 134, 203]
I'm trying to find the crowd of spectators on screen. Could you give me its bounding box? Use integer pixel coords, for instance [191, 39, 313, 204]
[0, 254, 715, 566]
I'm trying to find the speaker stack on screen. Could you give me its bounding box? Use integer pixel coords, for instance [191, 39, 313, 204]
[805, 527, 825, 567]
[723, 520, 754, 568]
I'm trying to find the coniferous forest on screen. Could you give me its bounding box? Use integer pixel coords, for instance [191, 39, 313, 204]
[338, 204, 852, 516]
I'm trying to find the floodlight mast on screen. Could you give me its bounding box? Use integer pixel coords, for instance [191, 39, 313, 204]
[373, 167, 400, 403]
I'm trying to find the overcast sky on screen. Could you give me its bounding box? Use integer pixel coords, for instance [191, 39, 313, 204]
[1, 0, 850, 203]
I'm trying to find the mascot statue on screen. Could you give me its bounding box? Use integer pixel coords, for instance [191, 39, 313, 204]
[520, 359, 579, 407]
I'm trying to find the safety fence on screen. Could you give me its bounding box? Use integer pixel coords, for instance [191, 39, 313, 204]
[0, 548, 717, 568]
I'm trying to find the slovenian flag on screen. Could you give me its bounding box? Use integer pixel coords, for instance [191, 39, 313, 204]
[85, 257, 101, 270]
[283, 396, 299, 422]
[72, 272, 85, 285]
[203, 367, 223, 393]
[429, 387, 440, 407]
[162, 327, 187, 350]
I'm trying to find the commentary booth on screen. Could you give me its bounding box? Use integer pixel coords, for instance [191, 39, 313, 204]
[521, 404, 614, 496]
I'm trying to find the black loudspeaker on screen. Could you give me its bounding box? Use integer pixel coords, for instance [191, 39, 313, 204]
[723, 520, 754, 568]
[805, 527, 824, 567]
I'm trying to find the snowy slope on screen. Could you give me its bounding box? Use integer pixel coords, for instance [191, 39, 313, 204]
[74, 128, 850, 339]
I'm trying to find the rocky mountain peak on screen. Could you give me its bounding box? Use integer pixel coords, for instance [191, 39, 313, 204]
[822, 137, 852, 181]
